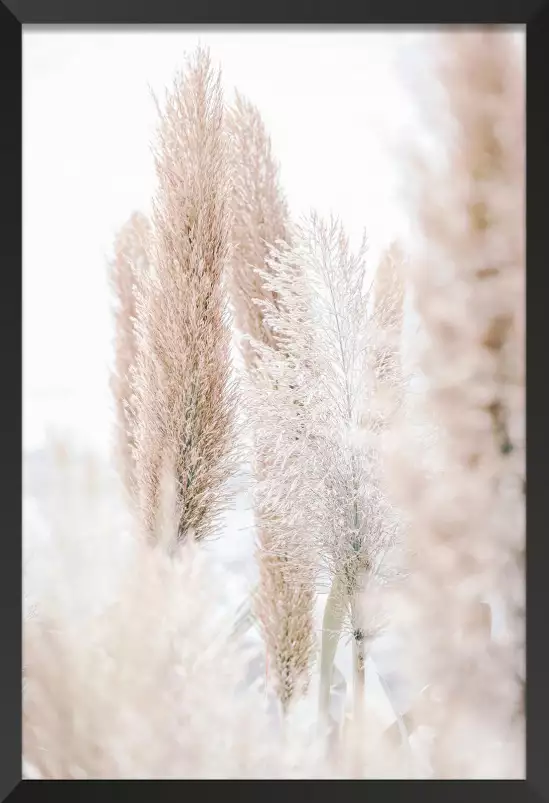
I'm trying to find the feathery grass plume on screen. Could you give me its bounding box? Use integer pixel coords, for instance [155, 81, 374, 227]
[226, 91, 290, 369]
[250, 215, 400, 724]
[110, 211, 150, 500]
[24, 545, 280, 779]
[132, 48, 238, 545]
[390, 29, 525, 777]
[226, 94, 316, 713]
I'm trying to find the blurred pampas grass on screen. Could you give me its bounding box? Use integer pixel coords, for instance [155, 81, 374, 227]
[110, 211, 151, 502]
[387, 28, 525, 778]
[23, 446, 275, 778]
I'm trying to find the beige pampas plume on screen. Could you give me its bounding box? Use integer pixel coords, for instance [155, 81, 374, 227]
[391, 28, 525, 777]
[110, 211, 150, 500]
[226, 94, 316, 712]
[226, 92, 289, 368]
[131, 47, 237, 546]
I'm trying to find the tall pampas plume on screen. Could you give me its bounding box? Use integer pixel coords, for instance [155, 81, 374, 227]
[226, 91, 290, 368]
[251, 215, 400, 725]
[110, 211, 150, 500]
[132, 47, 237, 546]
[226, 94, 316, 712]
[390, 29, 525, 777]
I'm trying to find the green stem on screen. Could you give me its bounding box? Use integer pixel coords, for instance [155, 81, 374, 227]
[319, 575, 347, 726]
[349, 590, 366, 720]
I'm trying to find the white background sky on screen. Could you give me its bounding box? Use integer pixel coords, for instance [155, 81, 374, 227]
[23, 28, 432, 456]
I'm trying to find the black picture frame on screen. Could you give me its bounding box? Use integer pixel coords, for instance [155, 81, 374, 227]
[6, 3, 546, 801]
